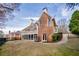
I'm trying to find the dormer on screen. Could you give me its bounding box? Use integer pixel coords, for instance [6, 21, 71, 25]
[30, 19, 34, 25]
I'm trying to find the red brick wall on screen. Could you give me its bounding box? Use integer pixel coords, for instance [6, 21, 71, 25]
[38, 12, 55, 42]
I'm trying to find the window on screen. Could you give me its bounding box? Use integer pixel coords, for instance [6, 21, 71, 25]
[48, 19, 51, 27]
[43, 33, 47, 40]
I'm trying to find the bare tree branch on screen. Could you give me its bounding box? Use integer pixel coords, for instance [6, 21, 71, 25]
[0, 3, 20, 29]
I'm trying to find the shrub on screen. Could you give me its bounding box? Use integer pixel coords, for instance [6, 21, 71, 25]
[0, 38, 7, 46]
[11, 37, 14, 40]
[52, 32, 62, 42]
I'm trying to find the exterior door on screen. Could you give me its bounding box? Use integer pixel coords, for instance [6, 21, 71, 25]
[43, 33, 47, 41]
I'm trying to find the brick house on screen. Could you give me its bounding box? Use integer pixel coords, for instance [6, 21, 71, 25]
[6, 31, 21, 40]
[21, 8, 57, 42]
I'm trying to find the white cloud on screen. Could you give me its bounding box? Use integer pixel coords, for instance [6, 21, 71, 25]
[2, 17, 40, 34]
[61, 6, 79, 18]
[2, 26, 24, 34]
[61, 8, 69, 17]
[23, 17, 40, 25]
[23, 17, 39, 21]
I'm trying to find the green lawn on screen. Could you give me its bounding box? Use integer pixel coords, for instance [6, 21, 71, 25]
[0, 38, 79, 56]
[58, 38, 79, 56]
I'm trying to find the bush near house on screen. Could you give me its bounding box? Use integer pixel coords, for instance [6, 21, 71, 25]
[52, 32, 62, 42]
[10, 37, 21, 40]
[0, 38, 7, 46]
[11, 37, 16, 40]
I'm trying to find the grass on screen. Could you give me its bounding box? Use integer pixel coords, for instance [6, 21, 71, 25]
[58, 37, 79, 56]
[0, 40, 62, 56]
[0, 37, 79, 56]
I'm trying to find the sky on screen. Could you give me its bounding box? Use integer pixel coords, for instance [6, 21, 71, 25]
[2, 3, 79, 34]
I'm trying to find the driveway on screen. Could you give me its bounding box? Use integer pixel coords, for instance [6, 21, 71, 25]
[55, 34, 68, 44]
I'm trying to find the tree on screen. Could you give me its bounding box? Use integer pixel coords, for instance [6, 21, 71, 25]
[66, 3, 79, 10]
[66, 3, 78, 9]
[0, 30, 4, 38]
[69, 10, 79, 35]
[58, 18, 68, 33]
[0, 3, 20, 29]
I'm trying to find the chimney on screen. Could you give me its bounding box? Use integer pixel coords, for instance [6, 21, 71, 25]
[9, 30, 11, 34]
[42, 7, 48, 14]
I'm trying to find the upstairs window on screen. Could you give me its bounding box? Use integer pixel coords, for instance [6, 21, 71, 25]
[48, 19, 51, 27]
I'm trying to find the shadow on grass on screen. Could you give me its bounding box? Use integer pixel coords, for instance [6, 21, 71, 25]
[0, 38, 7, 46]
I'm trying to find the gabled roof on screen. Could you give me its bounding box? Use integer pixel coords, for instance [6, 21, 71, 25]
[45, 12, 57, 27]
[52, 18, 57, 26]
[37, 11, 57, 27]
[22, 8, 57, 32]
[22, 23, 37, 32]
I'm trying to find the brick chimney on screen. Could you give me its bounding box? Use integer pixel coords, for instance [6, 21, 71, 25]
[42, 7, 48, 14]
